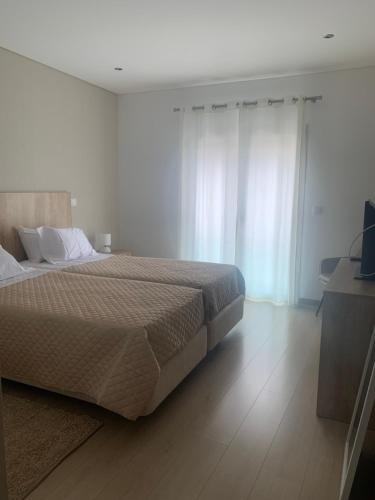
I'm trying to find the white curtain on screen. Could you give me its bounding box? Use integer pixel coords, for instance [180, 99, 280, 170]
[237, 103, 303, 304]
[179, 101, 303, 304]
[179, 108, 239, 264]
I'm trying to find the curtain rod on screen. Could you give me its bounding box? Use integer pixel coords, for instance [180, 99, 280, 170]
[173, 95, 322, 112]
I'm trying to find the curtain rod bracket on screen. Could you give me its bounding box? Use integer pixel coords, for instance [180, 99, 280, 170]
[303, 95, 323, 103]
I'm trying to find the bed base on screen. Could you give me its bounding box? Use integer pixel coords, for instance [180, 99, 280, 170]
[206, 294, 245, 351]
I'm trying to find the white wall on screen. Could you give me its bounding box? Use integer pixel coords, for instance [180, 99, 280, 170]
[0, 48, 119, 245]
[118, 67, 375, 300]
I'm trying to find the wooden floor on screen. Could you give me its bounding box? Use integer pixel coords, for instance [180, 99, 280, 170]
[27, 301, 347, 500]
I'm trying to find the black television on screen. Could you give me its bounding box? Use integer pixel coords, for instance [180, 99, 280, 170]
[359, 200, 375, 280]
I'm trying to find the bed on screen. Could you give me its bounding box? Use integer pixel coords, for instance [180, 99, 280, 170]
[0, 268, 206, 419]
[0, 192, 209, 419]
[0, 191, 244, 418]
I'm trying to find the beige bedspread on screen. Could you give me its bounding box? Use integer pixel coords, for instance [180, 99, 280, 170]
[0, 272, 203, 420]
[64, 255, 245, 320]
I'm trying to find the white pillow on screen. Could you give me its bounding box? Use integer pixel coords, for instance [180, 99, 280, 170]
[17, 227, 44, 263]
[75, 228, 97, 258]
[37, 227, 96, 263]
[0, 245, 26, 281]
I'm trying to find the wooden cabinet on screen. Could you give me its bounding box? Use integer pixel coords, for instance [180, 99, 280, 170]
[317, 259, 375, 427]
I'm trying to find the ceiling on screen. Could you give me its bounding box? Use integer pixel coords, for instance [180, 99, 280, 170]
[1, 0, 375, 94]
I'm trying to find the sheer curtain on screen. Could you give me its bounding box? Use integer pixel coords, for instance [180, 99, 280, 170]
[237, 103, 303, 304]
[179, 101, 303, 304]
[179, 108, 239, 264]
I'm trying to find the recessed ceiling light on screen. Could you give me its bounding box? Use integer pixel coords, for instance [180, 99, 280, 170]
[114, 67, 123, 71]
[323, 33, 335, 39]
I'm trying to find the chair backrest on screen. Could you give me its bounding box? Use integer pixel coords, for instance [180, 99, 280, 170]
[320, 257, 340, 275]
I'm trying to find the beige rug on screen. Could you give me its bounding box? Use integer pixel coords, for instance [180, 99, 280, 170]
[2, 387, 102, 500]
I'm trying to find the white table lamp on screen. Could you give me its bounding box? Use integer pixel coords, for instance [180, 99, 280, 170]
[97, 233, 111, 253]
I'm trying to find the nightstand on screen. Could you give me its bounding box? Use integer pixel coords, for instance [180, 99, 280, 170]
[111, 249, 132, 256]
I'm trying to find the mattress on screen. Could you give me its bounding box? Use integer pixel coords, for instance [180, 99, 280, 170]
[61, 254, 246, 321]
[0, 271, 204, 420]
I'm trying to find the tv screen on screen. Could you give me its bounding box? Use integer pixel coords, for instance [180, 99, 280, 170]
[360, 200, 375, 279]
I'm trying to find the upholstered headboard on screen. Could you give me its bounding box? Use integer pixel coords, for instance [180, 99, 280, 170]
[0, 192, 72, 261]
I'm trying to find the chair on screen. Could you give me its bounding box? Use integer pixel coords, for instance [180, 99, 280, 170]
[316, 257, 341, 316]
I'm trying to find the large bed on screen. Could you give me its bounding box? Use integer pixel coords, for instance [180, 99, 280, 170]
[0, 191, 245, 418]
[0, 268, 206, 420]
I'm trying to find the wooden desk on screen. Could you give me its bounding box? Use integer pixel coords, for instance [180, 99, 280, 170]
[317, 259, 375, 426]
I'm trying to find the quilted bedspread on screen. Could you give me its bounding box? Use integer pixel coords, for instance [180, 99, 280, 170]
[63, 255, 245, 321]
[0, 272, 204, 419]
